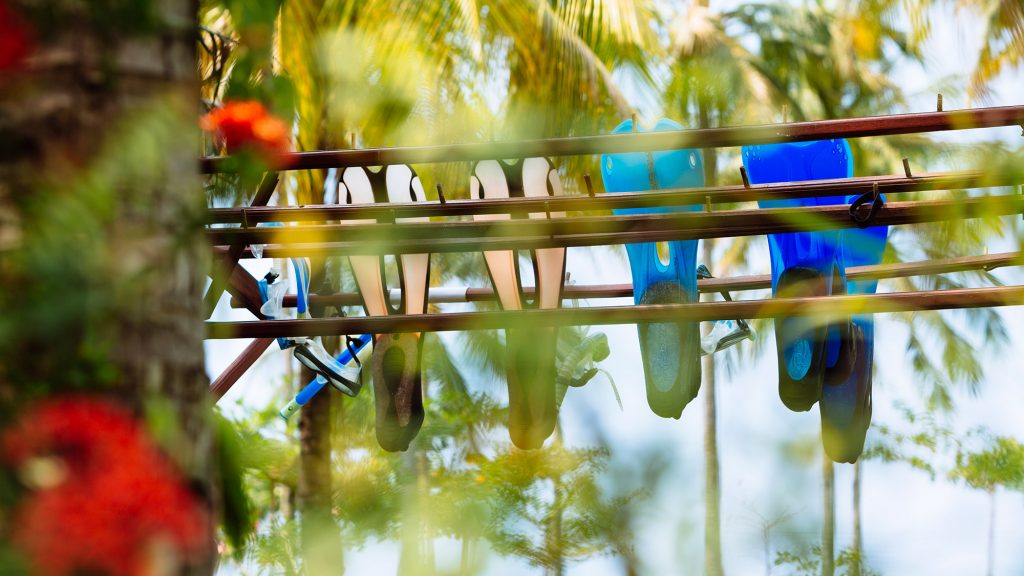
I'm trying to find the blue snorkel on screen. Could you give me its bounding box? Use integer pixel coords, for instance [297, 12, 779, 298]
[279, 334, 372, 421]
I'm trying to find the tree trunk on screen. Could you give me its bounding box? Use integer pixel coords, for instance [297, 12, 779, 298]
[398, 450, 434, 575]
[0, 0, 214, 572]
[297, 363, 342, 573]
[822, 457, 835, 576]
[987, 488, 996, 576]
[459, 537, 471, 575]
[703, 267, 725, 576]
[545, 475, 565, 576]
[763, 523, 771, 576]
[298, 263, 343, 573]
[851, 461, 863, 576]
[545, 425, 566, 576]
[699, 92, 725, 576]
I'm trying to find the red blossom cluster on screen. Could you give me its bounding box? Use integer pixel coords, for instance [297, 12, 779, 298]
[200, 100, 293, 168]
[0, 1, 33, 72]
[2, 397, 210, 576]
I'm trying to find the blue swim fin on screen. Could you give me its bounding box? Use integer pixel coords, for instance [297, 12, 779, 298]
[820, 212, 888, 462]
[742, 139, 857, 412]
[601, 118, 704, 419]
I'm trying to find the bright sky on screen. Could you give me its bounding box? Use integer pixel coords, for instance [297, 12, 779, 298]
[207, 3, 1024, 574]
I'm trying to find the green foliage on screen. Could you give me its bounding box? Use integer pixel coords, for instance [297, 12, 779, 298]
[960, 0, 1024, 97]
[776, 545, 881, 576]
[21, 0, 162, 43]
[555, 330, 615, 408]
[215, 412, 256, 557]
[865, 404, 957, 479]
[950, 435, 1024, 493]
[477, 444, 642, 572]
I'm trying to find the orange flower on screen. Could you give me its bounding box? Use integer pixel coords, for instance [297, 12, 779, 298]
[201, 100, 292, 168]
[0, 0, 33, 72]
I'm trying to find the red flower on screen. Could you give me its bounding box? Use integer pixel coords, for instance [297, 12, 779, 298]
[201, 100, 293, 168]
[2, 397, 211, 576]
[0, 1, 33, 72]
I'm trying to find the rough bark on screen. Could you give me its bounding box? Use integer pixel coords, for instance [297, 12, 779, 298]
[0, 0, 215, 572]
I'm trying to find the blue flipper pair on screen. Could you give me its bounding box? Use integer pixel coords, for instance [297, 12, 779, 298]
[341, 165, 431, 452]
[821, 215, 887, 462]
[471, 157, 567, 449]
[601, 118, 705, 419]
[742, 140, 858, 412]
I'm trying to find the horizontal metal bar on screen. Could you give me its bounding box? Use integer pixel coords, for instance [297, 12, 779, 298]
[227, 251, 1022, 309]
[208, 195, 1024, 256]
[200, 106, 1024, 173]
[207, 170, 1015, 223]
[206, 285, 1024, 338]
[205, 172, 279, 317]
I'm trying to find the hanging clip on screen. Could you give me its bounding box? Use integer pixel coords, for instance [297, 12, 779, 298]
[902, 158, 913, 179]
[695, 264, 754, 355]
[937, 94, 943, 112]
[849, 182, 884, 228]
[436, 183, 447, 205]
[584, 173, 595, 198]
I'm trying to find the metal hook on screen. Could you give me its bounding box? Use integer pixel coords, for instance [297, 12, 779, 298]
[695, 263, 754, 354]
[849, 181, 884, 227]
[583, 173, 595, 198]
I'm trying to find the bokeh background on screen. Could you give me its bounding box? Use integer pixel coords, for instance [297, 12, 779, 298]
[204, 1, 1024, 574]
